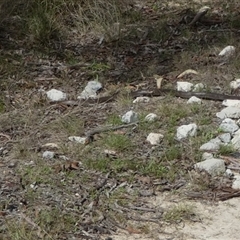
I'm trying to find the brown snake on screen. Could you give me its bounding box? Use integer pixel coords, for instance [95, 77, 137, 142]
[131, 89, 240, 101]
[57, 89, 240, 142]
[59, 88, 240, 107]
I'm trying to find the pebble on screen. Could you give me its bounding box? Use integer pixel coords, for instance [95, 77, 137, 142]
[46, 89, 67, 102]
[121, 110, 138, 124]
[146, 133, 164, 145]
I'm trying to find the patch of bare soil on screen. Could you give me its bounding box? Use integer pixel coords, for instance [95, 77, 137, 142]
[109, 194, 240, 240]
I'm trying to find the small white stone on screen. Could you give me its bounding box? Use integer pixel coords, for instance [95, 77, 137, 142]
[59, 155, 69, 161]
[86, 81, 102, 92]
[121, 110, 138, 123]
[200, 142, 220, 151]
[145, 113, 157, 122]
[219, 118, 239, 133]
[202, 152, 213, 160]
[216, 107, 240, 119]
[176, 123, 197, 140]
[133, 97, 150, 103]
[187, 96, 202, 104]
[237, 119, 240, 126]
[232, 175, 240, 189]
[230, 79, 240, 90]
[146, 133, 164, 145]
[177, 82, 194, 92]
[219, 45, 235, 57]
[194, 158, 226, 176]
[30, 182, 38, 189]
[68, 136, 87, 144]
[78, 81, 102, 99]
[193, 83, 205, 92]
[231, 129, 240, 150]
[218, 133, 231, 143]
[46, 89, 67, 102]
[222, 99, 240, 108]
[42, 151, 55, 159]
[78, 90, 97, 99]
[225, 169, 234, 177]
[199, 138, 222, 151]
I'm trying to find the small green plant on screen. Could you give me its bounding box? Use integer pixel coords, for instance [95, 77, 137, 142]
[163, 145, 183, 161]
[106, 114, 122, 125]
[105, 133, 133, 151]
[139, 159, 167, 177]
[157, 104, 190, 128]
[115, 94, 133, 109]
[218, 144, 235, 155]
[190, 103, 202, 114]
[164, 204, 195, 223]
[197, 114, 212, 125]
[85, 156, 137, 174]
[147, 20, 170, 42]
[0, 99, 5, 112]
[20, 164, 52, 186]
[88, 61, 110, 72]
[49, 115, 84, 136]
[5, 221, 37, 240]
[199, 129, 216, 143]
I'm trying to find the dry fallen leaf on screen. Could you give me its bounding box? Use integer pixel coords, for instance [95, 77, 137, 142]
[0, 211, 7, 216]
[64, 160, 79, 170]
[177, 69, 199, 78]
[153, 74, 163, 89]
[41, 143, 60, 151]
[137, 176, 152, 184]
[54, 161, 80, 173]
[113, 130, 126, 135]
[104, 149, 117, 157]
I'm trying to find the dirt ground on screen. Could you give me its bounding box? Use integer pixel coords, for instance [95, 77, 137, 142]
[107, 194, 240, 240]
